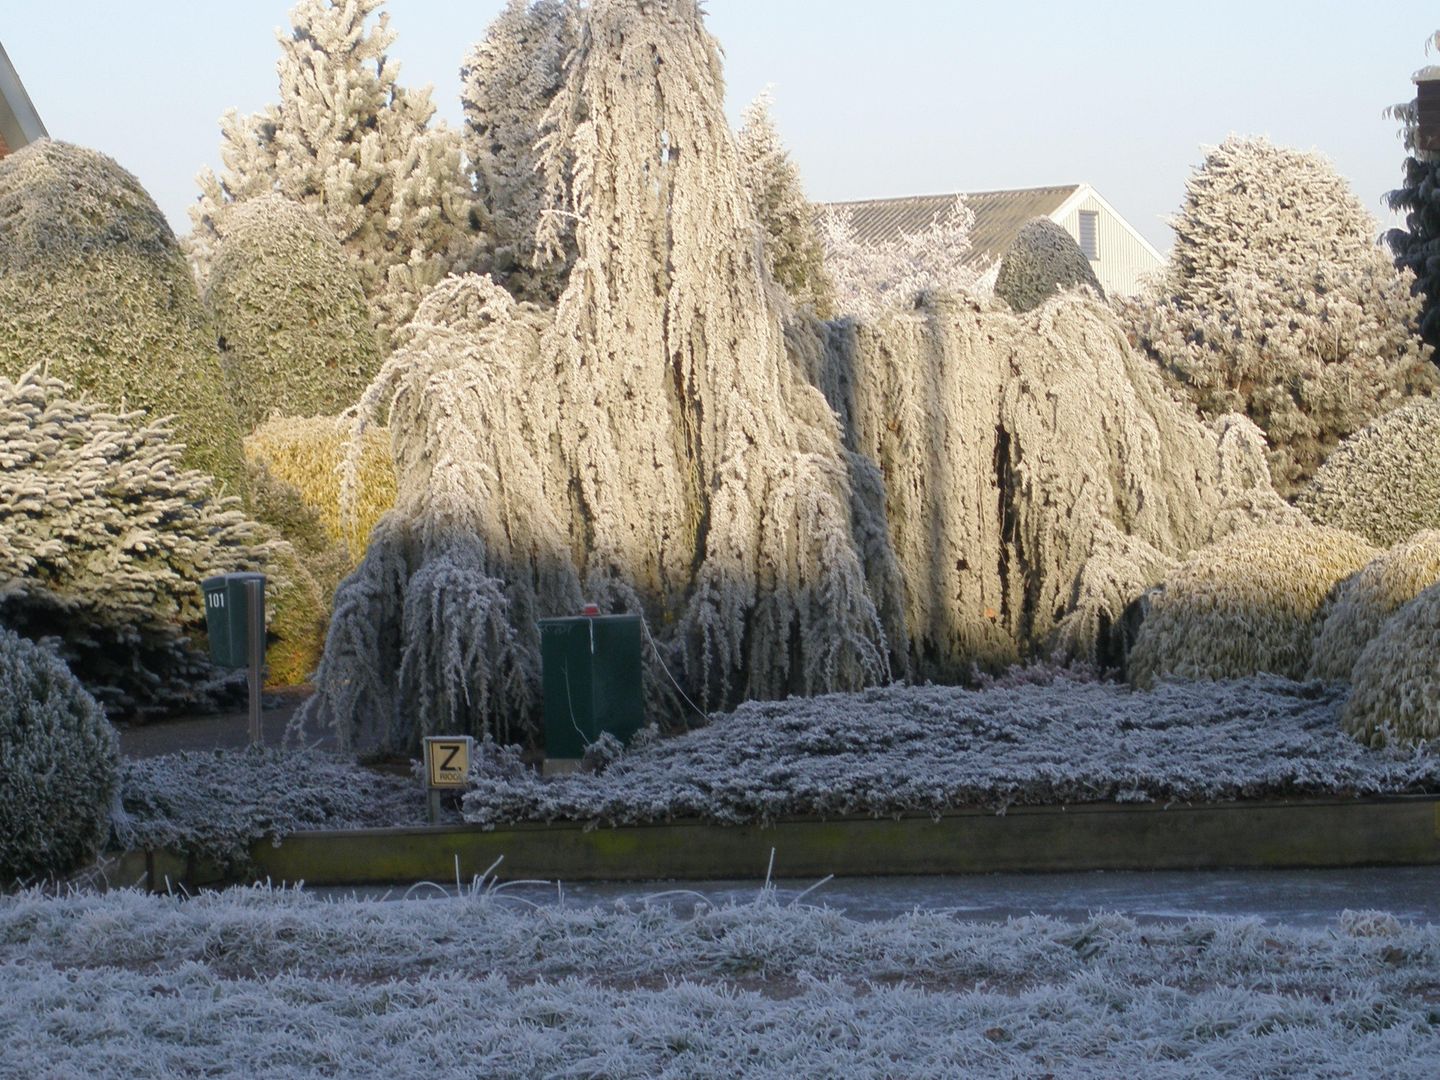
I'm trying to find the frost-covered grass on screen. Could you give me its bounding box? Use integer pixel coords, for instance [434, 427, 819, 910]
[0, 886, 1436, 1078]
[112, 748, 434, 870]
[464, 675, 1440, 828]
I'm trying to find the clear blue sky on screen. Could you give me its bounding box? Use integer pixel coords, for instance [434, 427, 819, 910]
[4, 1, 1435, 252]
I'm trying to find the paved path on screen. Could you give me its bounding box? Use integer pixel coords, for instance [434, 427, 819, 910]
[114, 687, 327, 757]
[323, 866, 1440, 928]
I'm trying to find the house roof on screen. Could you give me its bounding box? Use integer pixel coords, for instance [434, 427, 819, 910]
[824, 185, 1082, 266]
[0, 42, 47, 154]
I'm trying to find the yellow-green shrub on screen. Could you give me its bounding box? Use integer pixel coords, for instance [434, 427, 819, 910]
[244, 416, 396, 564]
[1309, 531, 1440, 683]
[1128, 524, 1377, 687]
[1344, 582, 1440, 747]
[0, 140, 246, 491]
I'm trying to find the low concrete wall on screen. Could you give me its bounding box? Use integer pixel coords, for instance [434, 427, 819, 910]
[113, 795, 1440, 889]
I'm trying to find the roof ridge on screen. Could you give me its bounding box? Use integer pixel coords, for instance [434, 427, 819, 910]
[823, 184, 1081, 207]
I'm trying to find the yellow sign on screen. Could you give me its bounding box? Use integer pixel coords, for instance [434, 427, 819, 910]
[424, 736, 472, 789]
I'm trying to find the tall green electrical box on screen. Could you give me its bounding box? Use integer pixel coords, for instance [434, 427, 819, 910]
[538, 613, 644, 760]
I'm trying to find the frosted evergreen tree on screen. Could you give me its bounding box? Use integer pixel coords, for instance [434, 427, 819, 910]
[0, 369, 274, 717]
[1385, 32, 1440, 352]
[1126, 136, 1434, 494]
[461, 0, 580, 302]
[736, 90, 835, 316]
[190, 0, 484, 342]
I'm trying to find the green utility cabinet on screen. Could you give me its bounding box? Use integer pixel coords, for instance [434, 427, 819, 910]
[201, 573, 266, 668]
[539, 613, 644, 759]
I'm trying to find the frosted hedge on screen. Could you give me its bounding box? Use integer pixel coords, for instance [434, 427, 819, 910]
[2, 888, 1437, 1078]
[1127, 524, 1376, 688]
[206, 194, 382, 430]
[1309, 531, 1440, 683]
[994, 216, 1104, 313]
[1344, 581, 1440, 748]
[112, 748, 432, 871]
[1298, 398, 1440, 548]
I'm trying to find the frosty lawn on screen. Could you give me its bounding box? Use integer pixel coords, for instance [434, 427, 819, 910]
[1, 887, 1437, 1078]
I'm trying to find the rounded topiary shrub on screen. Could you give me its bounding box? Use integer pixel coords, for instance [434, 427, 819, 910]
[207, 195, 383, 430]
[994, 218, 1104, 313]
[1344, 582, 1440, 747]
[1309, 531, 1440, 683]
[1297, 399, 1440, 548]
[0, 626, 117, 883]
[1128, 524, 1377, 687]
[0, 139, 247, 491]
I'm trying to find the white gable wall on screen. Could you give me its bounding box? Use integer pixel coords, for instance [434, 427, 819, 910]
[1050, 186, 1165, 297]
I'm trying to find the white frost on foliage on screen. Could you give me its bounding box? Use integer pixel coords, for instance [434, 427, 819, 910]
[307, 2, 894, 751]
[736, 89, 834, 316]
[1122, 136, 1434, 494]
[460, 675, 1440, 828]
[0, 369, 273, 716]
[1309, 531, 1440, 684]
[305, 276, 577, 750]
[818, 194, 985, 320]
[811, 293, 1297, 679]
[190, 0, 484, 341]
[2, 888, 1438, 1078]
[112, 748, 433, 871]
[460, 0, 580, 301]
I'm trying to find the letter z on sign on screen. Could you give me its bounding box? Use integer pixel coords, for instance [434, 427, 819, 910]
[424, 737, 473, 789]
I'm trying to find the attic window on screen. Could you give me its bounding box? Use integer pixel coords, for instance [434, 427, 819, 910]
[1078, 211, 1099, 260]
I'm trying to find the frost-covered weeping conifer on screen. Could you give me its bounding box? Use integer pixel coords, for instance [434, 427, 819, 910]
[206, 195, 382, 430]
[0, 140, 247, 490]
[0, 627, 117, 883]
[809, 292, 1300, 679]
[736, 90, 835, 316]
[1385, 34, 1440, 352]
[191, 0, 484, 341]
[0, 370, 272, 716]
[461, 0, 579, 302]
[819, 196, 984, 320]
[306, 1, 895, 751]
[1125, 136, 1434, 494]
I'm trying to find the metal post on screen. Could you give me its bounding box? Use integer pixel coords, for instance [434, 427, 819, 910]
[246, 576, 264, 746]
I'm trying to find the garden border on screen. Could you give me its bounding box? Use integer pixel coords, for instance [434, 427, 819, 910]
[105, 794, 1440, 890]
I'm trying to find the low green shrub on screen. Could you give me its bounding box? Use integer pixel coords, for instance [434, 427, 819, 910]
[0, 627, 117, 883]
